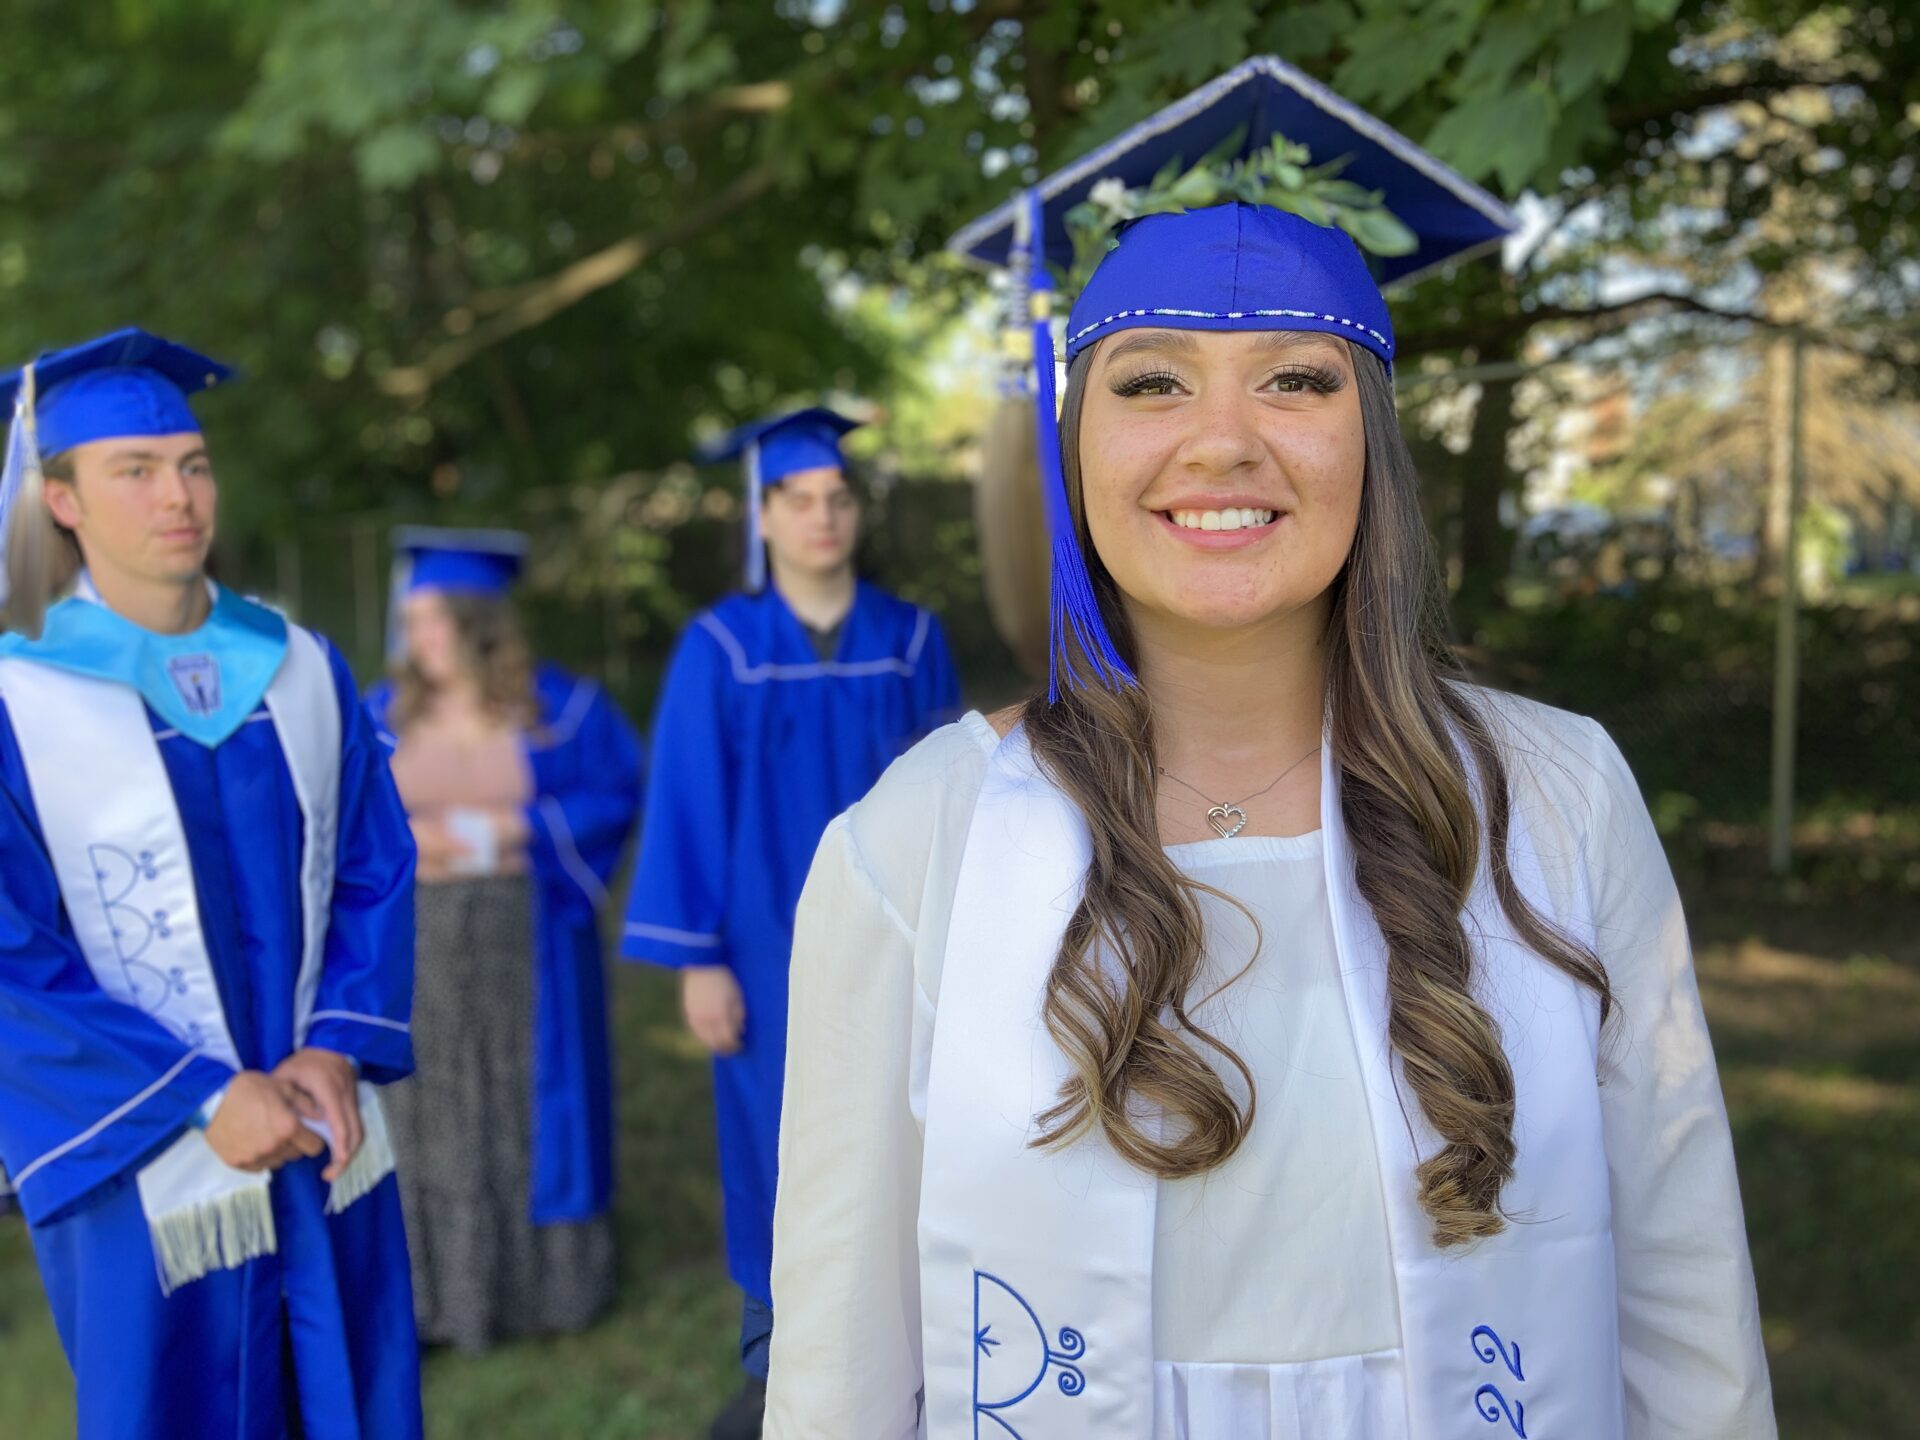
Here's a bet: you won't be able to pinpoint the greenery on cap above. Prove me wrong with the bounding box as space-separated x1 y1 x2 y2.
1063 133 1420 291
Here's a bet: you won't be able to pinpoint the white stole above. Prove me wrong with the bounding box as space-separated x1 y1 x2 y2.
919 726 1626 1438
0 624 394 1293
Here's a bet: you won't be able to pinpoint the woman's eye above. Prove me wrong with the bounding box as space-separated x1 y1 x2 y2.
1112 370 1186 398
1265 366 1341 395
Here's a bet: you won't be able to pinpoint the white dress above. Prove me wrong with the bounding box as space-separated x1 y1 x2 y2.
766 704 1774 1439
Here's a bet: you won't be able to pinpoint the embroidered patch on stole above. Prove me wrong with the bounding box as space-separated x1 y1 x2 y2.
165 652 221 717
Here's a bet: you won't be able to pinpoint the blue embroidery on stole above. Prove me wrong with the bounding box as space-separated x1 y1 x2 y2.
88 843 189 1025
1470 1322 1529 1436
973 1272 1086 1439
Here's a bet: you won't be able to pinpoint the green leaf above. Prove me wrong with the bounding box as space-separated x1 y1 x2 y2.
1340 205 1419 256
1268 189 1332 226
1333 10 1474 110
1252 0 1357 62
1168 168 1222 206
1450 6 1562 99
1424 85 1560 192
353 125 439 189
486 67 548 127
1553 5 1636 102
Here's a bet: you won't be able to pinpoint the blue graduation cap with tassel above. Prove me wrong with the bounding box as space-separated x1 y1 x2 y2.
949 55 1519 702
698 407 862 593
0 327 234 623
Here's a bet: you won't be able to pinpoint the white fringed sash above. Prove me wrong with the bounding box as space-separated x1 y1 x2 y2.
919 726 1627 1438
0 624 394 1292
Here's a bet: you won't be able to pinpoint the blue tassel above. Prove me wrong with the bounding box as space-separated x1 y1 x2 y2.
1024 188 1136 702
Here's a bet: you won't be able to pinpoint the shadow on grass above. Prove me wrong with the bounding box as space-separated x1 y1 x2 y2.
1691 887 1920 1434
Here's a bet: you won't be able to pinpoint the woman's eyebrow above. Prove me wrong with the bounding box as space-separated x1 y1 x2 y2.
1255 332 1347 361
1101 331 1200 367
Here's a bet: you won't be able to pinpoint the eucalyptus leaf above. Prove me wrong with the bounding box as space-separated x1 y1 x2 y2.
1341 206 1419 256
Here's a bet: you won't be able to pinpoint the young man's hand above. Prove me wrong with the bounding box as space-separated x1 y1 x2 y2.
203 1070 326 1172
272 1048 364 1182
682 965 746 1056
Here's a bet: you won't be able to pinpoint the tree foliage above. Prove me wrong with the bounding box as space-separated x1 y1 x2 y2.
1 0 1911 653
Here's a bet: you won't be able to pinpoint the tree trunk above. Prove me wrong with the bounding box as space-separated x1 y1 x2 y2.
1454 350 1520 629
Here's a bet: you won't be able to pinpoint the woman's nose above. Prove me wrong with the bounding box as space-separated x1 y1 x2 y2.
1172 390 1266 475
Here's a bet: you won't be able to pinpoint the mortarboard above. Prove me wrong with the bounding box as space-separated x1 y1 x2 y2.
393 525 530 598
698 407 862 592
949 54 1515 287
1 328 234 616
386 525 530 660
949 55 1520 700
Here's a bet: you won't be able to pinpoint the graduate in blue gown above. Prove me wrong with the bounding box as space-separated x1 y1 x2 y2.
366 528 642 1349
0 329 420 1440
622 407 960 1437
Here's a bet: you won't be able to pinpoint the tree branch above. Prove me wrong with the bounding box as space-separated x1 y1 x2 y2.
504 82 795 161
380 163 780 399
1603 65 1849 130
1398 290 1765 358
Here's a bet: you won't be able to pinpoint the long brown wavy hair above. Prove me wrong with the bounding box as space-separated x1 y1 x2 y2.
390 590 538 735
1022 340 1614 1248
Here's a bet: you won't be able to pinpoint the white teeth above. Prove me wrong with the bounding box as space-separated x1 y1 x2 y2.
1170 508 1275 531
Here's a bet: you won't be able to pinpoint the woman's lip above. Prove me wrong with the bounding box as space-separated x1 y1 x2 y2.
158 528 203 543
1154 510 1283 548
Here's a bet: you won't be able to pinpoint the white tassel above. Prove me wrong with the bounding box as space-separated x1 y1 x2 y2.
325 1083 395 1215
148 1177 278 1297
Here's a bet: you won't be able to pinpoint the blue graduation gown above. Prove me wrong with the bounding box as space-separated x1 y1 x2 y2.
621 582 960 1304
367 663 643 1223
0 640 421 1440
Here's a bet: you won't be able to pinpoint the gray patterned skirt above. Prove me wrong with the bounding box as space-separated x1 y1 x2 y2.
385 874 615 1353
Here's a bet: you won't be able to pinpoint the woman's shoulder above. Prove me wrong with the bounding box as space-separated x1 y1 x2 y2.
1457 682 1639 844
829 710 1001 927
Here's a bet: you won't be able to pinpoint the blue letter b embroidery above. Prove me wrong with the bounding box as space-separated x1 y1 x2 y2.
973 1271 1086 1438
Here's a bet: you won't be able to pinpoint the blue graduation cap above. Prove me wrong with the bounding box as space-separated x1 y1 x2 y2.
948 55 1515 288
386 525 530 660
392 526 530 597
1 327 234 614
698 407 862 592
948 56 1519 700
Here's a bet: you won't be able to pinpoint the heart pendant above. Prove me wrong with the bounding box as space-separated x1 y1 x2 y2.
1206 804 1248 840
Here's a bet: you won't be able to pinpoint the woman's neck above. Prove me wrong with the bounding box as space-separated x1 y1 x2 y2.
1131 600 1329 817
86 565 212 636
770 561 856 632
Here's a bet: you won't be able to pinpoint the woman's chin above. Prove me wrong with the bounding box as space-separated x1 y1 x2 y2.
1135 586 1329 636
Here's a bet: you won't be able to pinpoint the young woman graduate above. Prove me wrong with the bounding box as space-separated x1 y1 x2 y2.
365 527 643 1351
622 407 960 1438
0 328 421 1439
766 59 1775 1440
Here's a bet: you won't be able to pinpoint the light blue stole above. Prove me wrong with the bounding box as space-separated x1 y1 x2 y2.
0 575 288 746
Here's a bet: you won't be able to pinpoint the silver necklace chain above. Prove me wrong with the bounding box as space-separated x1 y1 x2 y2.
1156 743 1321 838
